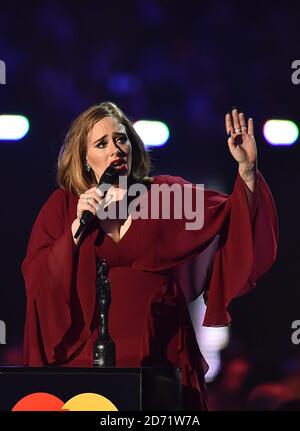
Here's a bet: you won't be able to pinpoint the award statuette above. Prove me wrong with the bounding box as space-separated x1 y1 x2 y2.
93 259 116 367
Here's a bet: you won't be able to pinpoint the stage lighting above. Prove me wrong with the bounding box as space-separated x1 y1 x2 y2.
133 120 169 147
263 119 298 145
0 115 29 140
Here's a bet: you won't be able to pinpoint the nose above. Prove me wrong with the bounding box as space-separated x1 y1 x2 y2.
110 146 122 157
110 141 126 158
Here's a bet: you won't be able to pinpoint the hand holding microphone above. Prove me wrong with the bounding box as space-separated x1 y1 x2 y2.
72 165 119 242
76 186 102 218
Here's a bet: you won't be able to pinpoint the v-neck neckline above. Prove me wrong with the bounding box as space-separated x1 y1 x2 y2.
104 215 134 246
97 180 150 247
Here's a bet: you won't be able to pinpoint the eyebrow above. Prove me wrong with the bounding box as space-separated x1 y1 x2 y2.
93 132 127 146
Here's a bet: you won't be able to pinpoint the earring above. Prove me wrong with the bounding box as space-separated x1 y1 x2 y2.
84 160 91 173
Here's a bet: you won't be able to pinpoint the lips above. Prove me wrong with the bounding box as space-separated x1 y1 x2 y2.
109 158 127 171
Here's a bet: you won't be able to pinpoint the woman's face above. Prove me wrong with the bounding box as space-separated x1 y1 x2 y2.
86 116 132 183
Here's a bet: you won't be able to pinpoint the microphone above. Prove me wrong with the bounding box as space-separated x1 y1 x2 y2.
74 165 119 239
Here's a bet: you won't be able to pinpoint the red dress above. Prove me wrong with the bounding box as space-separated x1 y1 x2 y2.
22 172 278 410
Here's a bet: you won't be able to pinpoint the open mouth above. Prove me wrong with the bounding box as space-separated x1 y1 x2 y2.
110 158 127 170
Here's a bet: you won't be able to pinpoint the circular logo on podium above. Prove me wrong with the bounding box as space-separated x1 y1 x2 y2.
12 392 118 411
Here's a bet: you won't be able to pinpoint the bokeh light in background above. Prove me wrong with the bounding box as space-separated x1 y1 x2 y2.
107 73 142 96
133 120 170 147
189 297 229 382
263 119 299 146
0 115 29 140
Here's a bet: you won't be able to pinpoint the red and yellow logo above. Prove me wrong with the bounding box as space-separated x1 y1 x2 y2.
12 392 118 411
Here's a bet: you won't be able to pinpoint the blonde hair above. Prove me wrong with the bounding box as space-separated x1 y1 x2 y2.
57 101 151 195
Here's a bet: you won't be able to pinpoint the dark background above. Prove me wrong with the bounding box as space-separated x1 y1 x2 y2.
0 0 299 380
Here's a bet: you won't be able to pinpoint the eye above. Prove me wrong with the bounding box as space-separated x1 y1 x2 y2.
95 141 107 148
115 136 127 145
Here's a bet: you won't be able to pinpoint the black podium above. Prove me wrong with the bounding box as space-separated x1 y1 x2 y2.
0 367 182 411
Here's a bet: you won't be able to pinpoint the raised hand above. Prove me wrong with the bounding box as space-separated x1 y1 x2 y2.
225 108 257 169
225 108 257 194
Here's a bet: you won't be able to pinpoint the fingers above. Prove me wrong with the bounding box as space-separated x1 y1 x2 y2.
77 187 101 219
225 113 234 136
232 109 241 133
226 108 253 135
85 187 102 202
81 189 101 207
226 109 242 135
78 202 97 217
248 117 254 135
239 112 248 133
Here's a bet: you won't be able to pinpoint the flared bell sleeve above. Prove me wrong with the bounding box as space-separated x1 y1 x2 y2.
132 171 278 326
22 189 97 365
201 171 278 326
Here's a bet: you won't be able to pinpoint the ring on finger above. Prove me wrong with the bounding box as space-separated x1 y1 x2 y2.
241 124 247 131
234 128 242 133
86 197 93 206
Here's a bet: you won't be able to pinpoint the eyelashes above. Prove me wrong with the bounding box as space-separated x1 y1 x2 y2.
115 136 128 145
95 136 128 148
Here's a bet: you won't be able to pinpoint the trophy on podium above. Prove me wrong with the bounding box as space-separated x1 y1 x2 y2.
93 259 116 367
